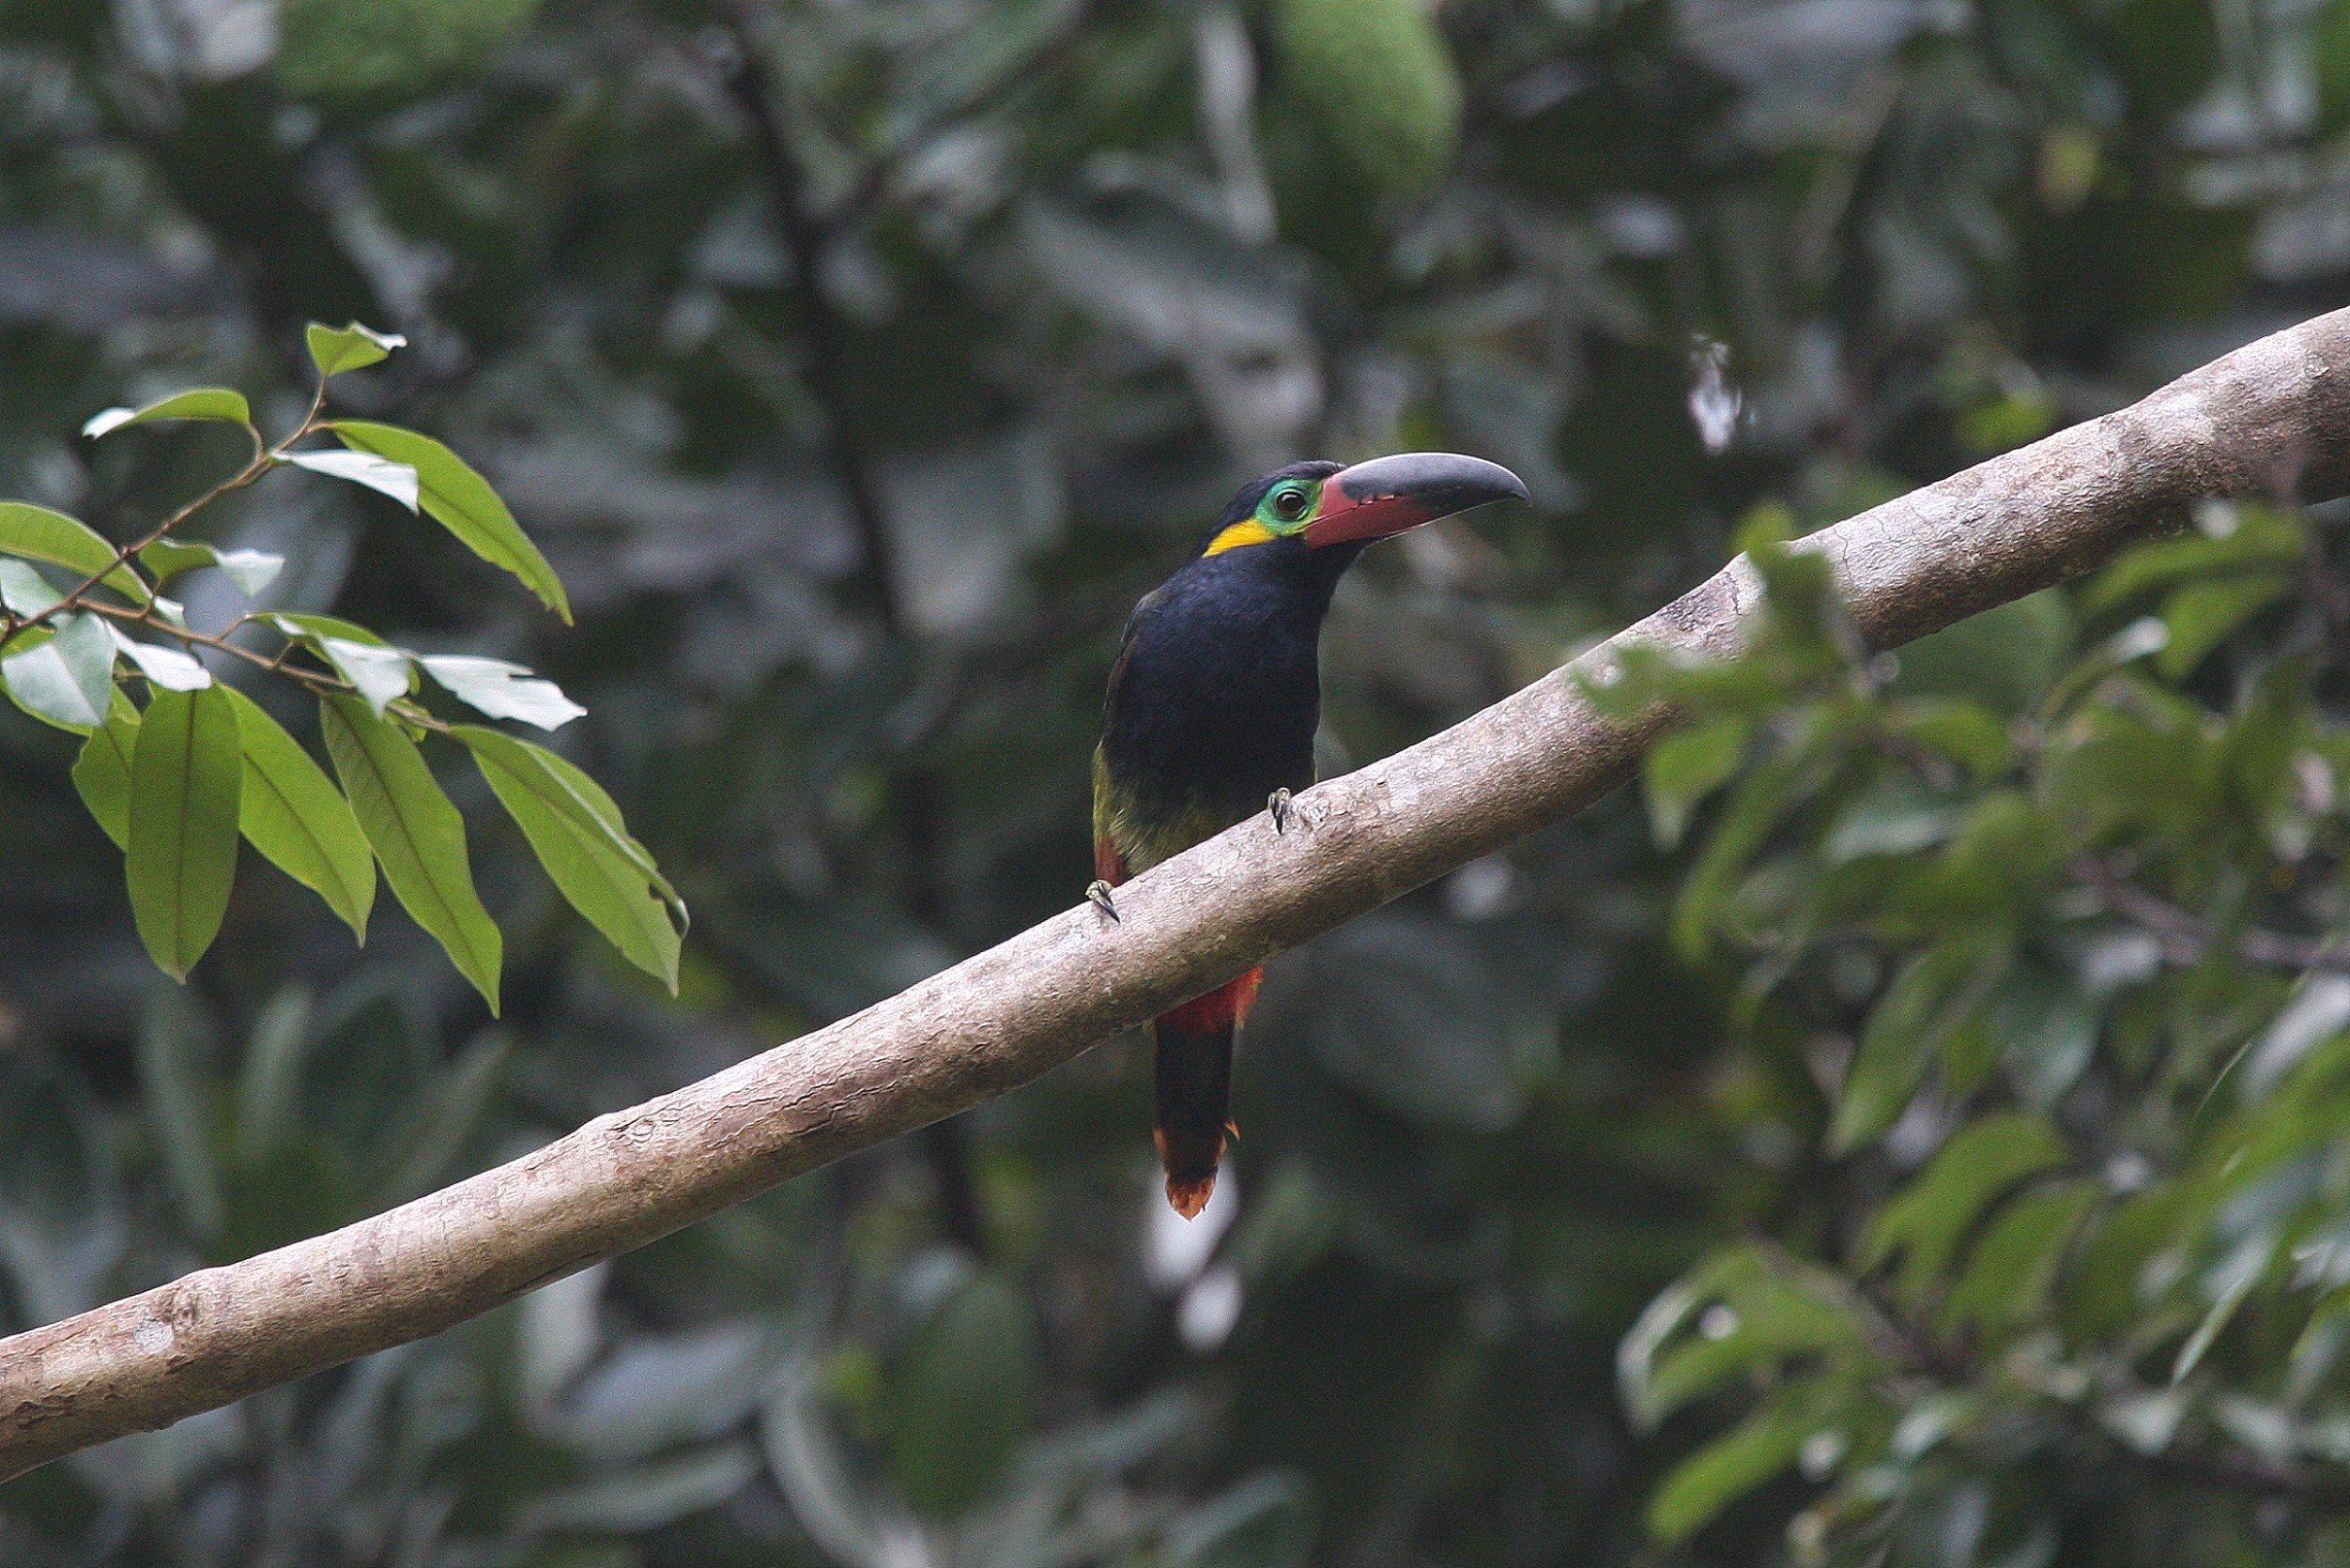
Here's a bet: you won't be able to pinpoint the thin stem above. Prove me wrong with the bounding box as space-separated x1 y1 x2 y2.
80 603 452 732
0 403 311 663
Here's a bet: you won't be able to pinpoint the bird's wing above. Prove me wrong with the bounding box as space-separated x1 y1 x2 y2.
1090 744 1131 887
1092 592 1162 888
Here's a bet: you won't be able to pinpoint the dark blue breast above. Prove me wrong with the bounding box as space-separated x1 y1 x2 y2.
1100 537 1351 822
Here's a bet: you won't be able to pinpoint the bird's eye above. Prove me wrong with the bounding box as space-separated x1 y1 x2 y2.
1271 486 1309 521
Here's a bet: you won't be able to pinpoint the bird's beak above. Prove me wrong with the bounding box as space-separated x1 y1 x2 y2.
1303 453 1528 549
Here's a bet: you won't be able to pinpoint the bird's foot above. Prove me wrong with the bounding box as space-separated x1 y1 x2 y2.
1268 787 1293 834
1086 880 1121 921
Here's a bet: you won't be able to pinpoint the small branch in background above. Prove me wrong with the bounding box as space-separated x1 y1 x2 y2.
2071 857 2350 975
2128 1441 2350 1505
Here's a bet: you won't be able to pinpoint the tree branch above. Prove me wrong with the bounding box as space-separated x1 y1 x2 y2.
6 310 2350 1480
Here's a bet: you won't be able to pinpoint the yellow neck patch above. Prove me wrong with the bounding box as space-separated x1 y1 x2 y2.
1204 519 1278 557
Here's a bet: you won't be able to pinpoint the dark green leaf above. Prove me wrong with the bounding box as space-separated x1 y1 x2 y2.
1647 1380 1840 1545
454 726 681 991
137 989 223 1238
1645 715 1752 850
126 685 243 980
234 988 313 1166
519 1445 758 1534
1168 1473 1315 1568
71 694 142 850
376 1029 507 1202
2157 575 2288 679
321 695 502 1011
223 687 375 941
1891 590 2073 715
889 1271 1033 1519
332 421 571 622
1941 1178 2097 1332
1832 935 2014 1153
1860 1111 2068 1305
1620 1245 1873 1429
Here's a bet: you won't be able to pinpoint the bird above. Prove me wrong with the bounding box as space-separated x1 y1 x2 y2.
1090 453 1529 1217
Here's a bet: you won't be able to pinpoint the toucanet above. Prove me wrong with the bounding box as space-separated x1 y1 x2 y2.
1090 453 1528 1217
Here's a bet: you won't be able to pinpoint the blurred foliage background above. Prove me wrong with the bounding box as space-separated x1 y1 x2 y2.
6 0 2350 1561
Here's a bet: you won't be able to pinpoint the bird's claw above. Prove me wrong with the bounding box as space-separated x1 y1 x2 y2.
1086 880 1120 921
1268 787 1293 835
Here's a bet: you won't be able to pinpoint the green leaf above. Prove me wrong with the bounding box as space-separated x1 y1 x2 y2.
3 612 117 730
0 501 148 603
1888 697 2013 779
1831 935 2013 1153
138 989 223 1239
332 421 571 622
1647 1380 1838 1545
520 1445 760 1535
1644 715 1752 850
1941 1177 2097 1333
1641 1268 1867 1428
2175 1237 2275 1385
72 695 143 850
1167 1473 1315 1568
126 685 243 980
1274 0 1462 197
268 611 393 647
322 695 502 1012
422 654 585 730
888 1272 1033 1519
234 988 314 1166
2157 574 2288 679
1891 591 2073 715
376 1029 508 1203
223 687 375 941
306 320 407 378
455 726 682 991
1859 1111 2068 1306
82 387 253 439
323 640 413 715
2081 505 2304 618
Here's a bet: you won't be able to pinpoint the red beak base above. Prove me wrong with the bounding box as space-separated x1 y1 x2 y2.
1302 453 1529 549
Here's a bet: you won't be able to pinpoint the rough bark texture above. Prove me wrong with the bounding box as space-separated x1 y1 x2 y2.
7 309 2350 1480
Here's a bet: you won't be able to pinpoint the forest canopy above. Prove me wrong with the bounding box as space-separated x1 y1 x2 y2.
5 0 2350 1563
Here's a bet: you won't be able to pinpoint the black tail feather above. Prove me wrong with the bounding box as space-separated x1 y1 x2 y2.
1153 1022 1233 1219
